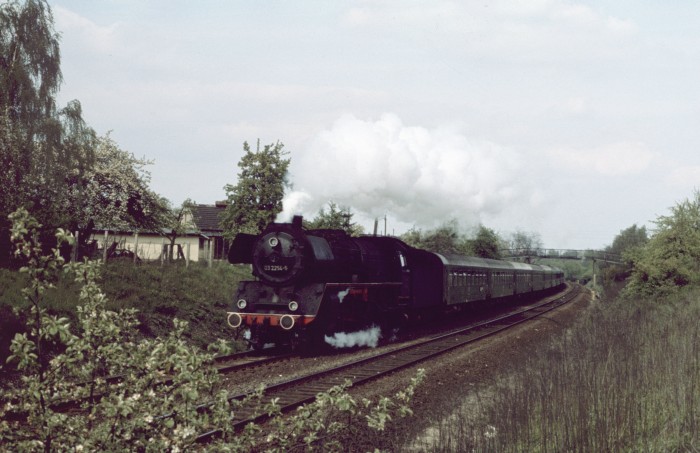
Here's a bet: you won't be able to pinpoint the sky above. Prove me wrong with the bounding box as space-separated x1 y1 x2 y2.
50 0 700 250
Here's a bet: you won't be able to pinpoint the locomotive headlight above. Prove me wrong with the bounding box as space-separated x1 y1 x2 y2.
237 299 247 310
288 301 299 312
268 237 279 248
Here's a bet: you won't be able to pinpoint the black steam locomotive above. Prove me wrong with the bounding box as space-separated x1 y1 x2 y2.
227 216 564 349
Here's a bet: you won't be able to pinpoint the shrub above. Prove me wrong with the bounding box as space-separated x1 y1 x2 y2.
624 191 700 298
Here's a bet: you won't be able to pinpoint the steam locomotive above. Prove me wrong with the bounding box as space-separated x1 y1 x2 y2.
227 216 564 349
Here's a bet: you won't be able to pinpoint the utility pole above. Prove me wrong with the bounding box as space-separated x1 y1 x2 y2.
592 258 597 288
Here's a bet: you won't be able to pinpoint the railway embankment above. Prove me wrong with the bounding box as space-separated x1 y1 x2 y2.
0 259 253 369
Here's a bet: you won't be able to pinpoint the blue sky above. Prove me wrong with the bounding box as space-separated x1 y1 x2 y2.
52 0 700 249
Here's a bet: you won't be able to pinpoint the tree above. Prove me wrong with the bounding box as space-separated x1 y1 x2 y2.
304 201 364 236
1 0 61 133
63 134 168 257
221 140 290 239
607 224 648 258
469 225 503 259
401 220 471 255
624 191 700 297
1 0 96 263
161 198 197 262
508 230 543 254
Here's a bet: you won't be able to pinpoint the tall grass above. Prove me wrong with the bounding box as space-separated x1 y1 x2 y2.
0 260 252 363
415 290 700 452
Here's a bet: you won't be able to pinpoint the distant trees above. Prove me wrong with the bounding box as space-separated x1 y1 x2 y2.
1 0 169 265
402 220 469 255
401 221 503 259
607 224 648 259
507 230 543 254
221 140 290 239
304 202 364 236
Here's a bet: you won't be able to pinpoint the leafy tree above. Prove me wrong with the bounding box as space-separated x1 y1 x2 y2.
72 134 166 232
221 140 290 239
0 0 61 133
161 198 197 262
508 230 543 254
607 224 648 259
469 225 503 259
304 201 364 236
1 0 96 263
624 191 700 297
62 134 168 257
402 220 471 255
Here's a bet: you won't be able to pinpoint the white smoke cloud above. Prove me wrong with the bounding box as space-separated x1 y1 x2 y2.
324 325 382 349
281 113 531 231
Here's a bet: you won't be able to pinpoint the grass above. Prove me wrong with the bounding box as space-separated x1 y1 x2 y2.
0 259 253 365
412 287 700 452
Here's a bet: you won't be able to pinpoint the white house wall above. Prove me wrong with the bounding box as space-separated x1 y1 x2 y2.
91 233 203 262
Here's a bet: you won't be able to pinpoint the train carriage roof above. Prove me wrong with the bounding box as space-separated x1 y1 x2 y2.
510 262 536 270
436 254 517 270
431 254 563 274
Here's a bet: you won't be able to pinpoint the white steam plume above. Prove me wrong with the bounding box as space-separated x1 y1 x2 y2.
281 113 531 231
324 325 382 349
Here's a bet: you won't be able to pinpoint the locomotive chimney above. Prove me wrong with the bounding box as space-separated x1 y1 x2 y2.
292 215 303 229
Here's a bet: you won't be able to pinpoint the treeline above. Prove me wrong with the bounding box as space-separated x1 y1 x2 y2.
401 221 541 259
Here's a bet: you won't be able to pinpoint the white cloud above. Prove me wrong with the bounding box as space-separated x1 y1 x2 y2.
666 166 700 188
548 142 654 176
54 6 120 54
281 113 534 229
341 0 636 61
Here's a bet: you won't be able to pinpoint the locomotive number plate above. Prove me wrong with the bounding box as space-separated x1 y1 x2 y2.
264 265 289 272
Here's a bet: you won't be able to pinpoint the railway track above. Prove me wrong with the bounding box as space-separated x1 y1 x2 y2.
214 348 293 373
196 283 583 443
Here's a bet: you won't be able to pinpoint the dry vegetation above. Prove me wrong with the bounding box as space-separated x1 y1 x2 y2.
413 289 699 452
